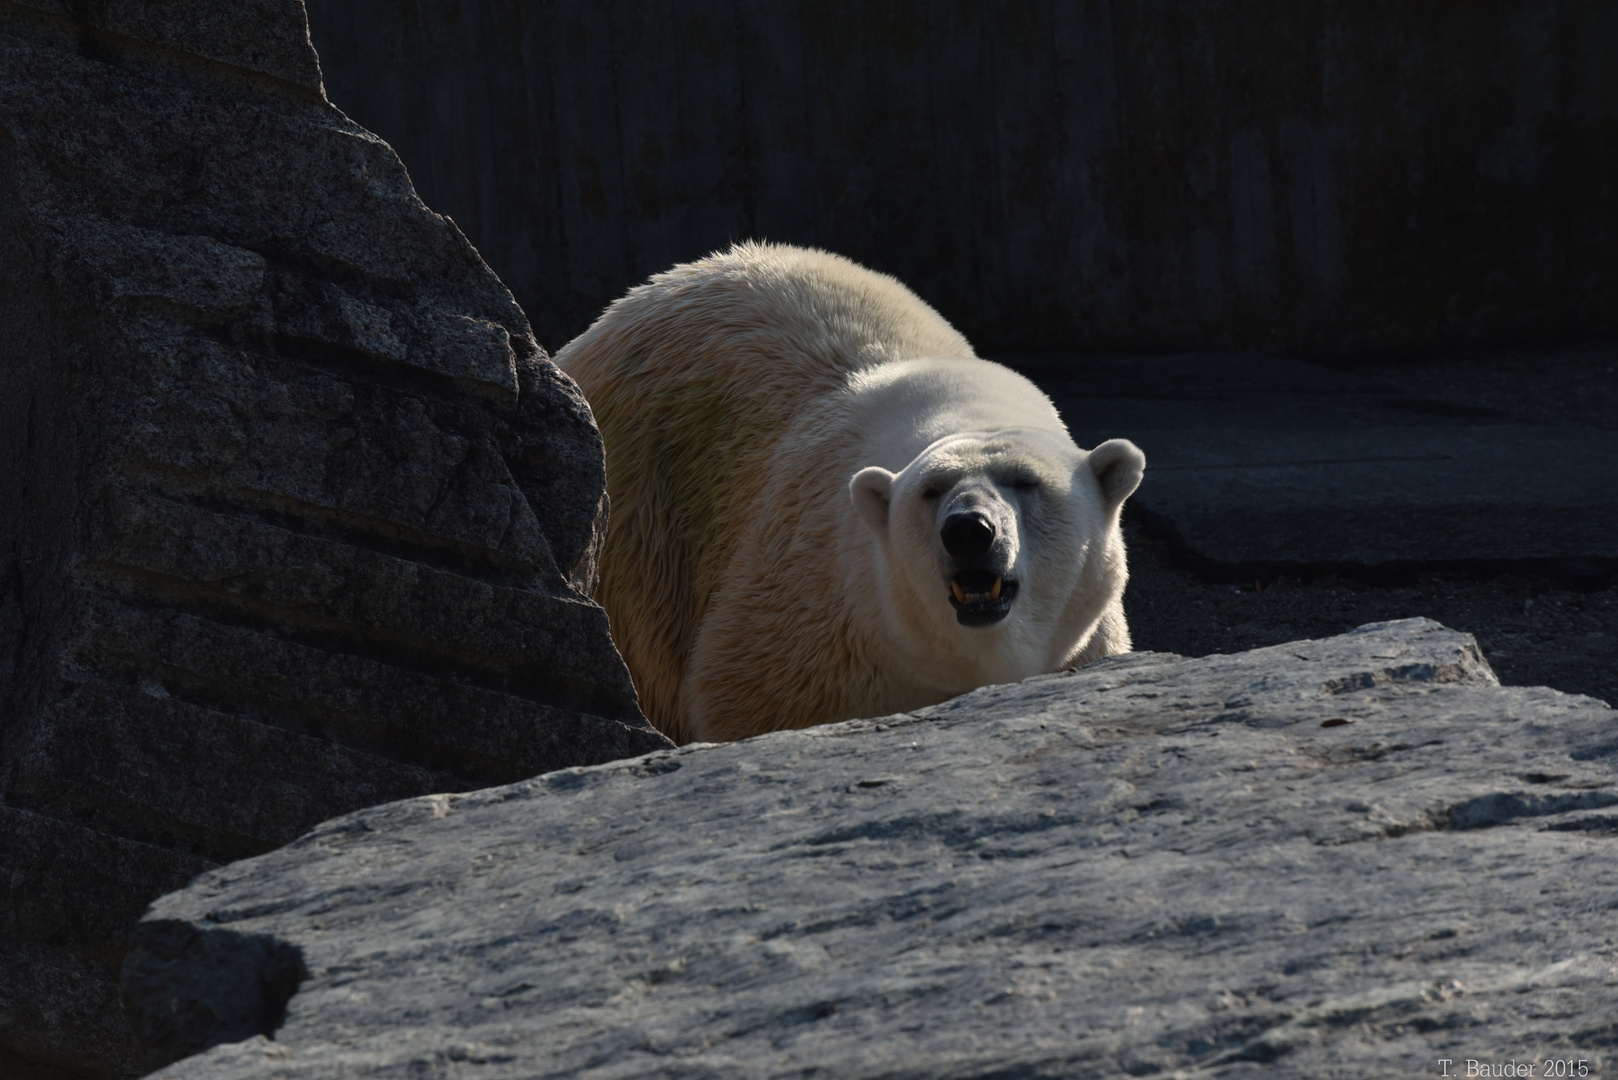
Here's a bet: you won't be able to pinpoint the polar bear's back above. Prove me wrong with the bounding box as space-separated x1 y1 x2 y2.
556 242 974 741
562 242 974 386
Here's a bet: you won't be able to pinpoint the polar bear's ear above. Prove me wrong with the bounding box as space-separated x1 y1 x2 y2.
1087 439 1145 511
850 466 896 539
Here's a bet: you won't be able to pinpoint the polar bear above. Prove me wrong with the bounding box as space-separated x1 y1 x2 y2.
556 242 1143 744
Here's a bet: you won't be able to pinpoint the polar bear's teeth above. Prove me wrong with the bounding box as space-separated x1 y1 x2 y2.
952 576 1008 605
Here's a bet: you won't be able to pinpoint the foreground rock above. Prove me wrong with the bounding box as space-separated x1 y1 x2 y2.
0 3 666 1074
127 619 1617 1077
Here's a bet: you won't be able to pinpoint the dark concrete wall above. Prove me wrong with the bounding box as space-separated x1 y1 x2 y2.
306 0 1617 355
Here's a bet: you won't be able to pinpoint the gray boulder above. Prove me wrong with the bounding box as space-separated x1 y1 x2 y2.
0 3 667 1075
126 619 1617 1077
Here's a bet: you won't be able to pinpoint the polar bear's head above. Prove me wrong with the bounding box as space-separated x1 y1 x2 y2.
849 428 1144 669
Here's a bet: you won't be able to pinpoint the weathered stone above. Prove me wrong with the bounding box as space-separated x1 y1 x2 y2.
20 0 325 91
0 4 668 1076
126 620 1618 1077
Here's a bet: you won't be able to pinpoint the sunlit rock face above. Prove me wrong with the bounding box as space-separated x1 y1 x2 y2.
128 620 1615 1078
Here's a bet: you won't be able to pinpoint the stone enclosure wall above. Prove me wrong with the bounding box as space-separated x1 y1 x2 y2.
0 3 667 1076
306 0 1617 355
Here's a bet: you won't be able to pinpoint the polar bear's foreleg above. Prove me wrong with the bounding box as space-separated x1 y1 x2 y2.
1064 597 1132 669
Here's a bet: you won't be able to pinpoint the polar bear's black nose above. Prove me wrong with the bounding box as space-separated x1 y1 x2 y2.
941 511 995 558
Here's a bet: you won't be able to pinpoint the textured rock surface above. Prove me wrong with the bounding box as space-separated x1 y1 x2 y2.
0 3 667 1076
304 0 1618 354
128 620 1618 1077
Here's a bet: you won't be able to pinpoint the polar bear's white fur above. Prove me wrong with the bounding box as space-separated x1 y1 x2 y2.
557 242 1144 743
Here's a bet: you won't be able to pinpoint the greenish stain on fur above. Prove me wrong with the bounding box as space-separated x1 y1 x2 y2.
643 374 754 576
597 369 777 600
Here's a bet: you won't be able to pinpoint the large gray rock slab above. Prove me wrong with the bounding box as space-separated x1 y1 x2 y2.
304 1 1617 354
1009 353 1618 574
126 619 1618 1077
0 4 667 1076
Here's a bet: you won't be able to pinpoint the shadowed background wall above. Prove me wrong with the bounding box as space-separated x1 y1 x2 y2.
305 0 1616 355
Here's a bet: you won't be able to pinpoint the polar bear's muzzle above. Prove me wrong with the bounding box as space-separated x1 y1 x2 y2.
941 510 1017 626
949 569 1018 626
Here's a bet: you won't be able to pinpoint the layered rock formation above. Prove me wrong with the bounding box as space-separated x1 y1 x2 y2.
0 4 667 1076
126 619 1618 1077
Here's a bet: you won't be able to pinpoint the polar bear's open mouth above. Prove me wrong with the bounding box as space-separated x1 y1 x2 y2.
949 570 1018 627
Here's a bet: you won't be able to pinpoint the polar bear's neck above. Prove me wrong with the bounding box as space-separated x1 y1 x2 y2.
844 357 1069 469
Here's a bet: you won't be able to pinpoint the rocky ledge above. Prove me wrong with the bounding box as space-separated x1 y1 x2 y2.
126 618 1617 1077
1 2 669 1071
